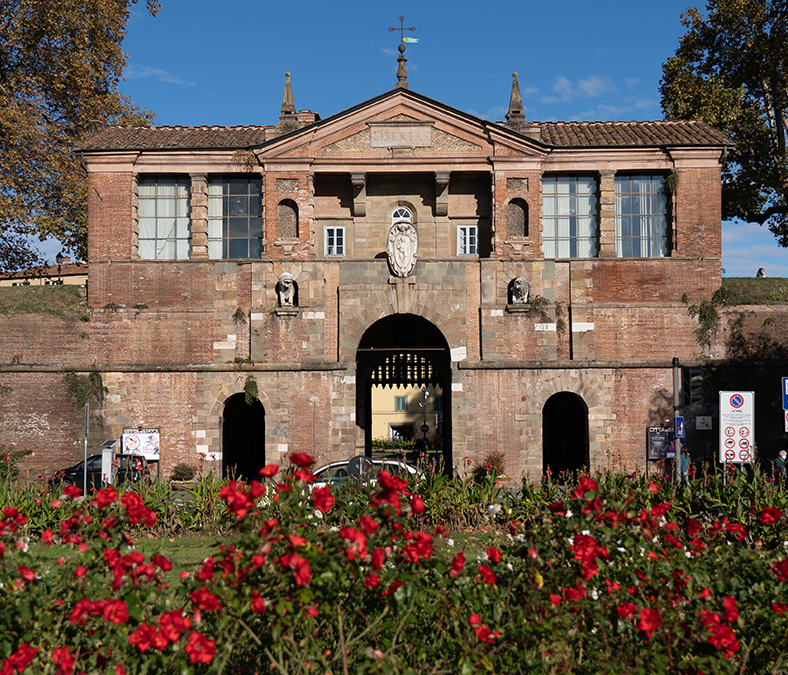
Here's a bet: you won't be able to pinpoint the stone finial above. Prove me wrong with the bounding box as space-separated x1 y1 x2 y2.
396 44 409 89
278 72 298 131
505 72 528 133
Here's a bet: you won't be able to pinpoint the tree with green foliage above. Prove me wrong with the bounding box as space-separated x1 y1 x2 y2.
660 1 788 245
0 0 160 272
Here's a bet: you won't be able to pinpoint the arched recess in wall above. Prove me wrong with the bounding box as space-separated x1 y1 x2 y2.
277 199 299 239
507 198 528 237
356 314 453 476
542 392 589 478
222 393 265 482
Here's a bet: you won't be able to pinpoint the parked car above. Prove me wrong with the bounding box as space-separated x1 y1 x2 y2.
311 457 420 489
50 454 150 490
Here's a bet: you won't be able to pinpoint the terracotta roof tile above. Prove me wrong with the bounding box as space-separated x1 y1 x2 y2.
535 120 730 147
80 125 275 151
80 118 730 152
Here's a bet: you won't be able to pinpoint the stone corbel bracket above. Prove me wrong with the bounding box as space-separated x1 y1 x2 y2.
504 236 530 254
434 171 450 217
274 308 299 319
274 240 299 255
351 172 366 217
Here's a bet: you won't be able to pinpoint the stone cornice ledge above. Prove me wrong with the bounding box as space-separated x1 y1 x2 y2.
0 363 347 373
458 358 788 370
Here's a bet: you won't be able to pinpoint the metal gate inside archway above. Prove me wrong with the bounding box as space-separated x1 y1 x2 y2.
356 314 453 475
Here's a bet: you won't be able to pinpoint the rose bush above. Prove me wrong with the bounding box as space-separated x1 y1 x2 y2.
1 458 788 673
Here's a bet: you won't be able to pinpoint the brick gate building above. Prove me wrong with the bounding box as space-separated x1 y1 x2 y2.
0 66 730 481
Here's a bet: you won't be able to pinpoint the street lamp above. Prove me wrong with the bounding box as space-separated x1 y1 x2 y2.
419 386 429 444
55 252 64 285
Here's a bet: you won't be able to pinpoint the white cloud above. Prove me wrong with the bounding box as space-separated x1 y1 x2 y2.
625 78 640 89
380 48 397 56
125 65 195 86
577 76 616 98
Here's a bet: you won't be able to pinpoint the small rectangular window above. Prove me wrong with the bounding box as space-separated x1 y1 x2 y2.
433 395 443 412
325 226 345 256
138 176 191 260
457 225 478 256
395 396 407 412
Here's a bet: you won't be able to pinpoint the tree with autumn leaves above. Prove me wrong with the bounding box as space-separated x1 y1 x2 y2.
0 0 160 272
661 0 788 246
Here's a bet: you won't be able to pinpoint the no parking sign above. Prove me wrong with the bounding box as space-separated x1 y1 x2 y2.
719 391 754 463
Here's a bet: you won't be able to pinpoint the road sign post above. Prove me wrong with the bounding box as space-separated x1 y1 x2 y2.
783 377 788 410
676 416 685 439
719 391 755 464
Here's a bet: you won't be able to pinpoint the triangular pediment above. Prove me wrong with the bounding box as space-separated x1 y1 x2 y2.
254 88 546 164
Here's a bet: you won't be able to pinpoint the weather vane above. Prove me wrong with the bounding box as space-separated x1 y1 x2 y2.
388 15 417 89
388 15 416 45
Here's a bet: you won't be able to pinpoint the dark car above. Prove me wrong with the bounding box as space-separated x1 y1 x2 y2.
51 454 150 490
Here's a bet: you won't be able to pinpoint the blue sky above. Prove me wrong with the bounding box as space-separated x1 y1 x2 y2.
54 0 788 276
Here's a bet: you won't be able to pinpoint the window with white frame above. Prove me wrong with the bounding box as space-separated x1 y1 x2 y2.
457 224 478 256
541 176 598 258
392 207 412 223
324 226 345 256
137 177 191 259
614 175 668 257
207 177 264 259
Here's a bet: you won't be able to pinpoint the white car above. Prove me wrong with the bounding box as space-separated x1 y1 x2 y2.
311 457 420 490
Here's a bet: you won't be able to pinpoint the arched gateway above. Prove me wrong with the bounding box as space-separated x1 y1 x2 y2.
542 392 589 478
356 315 453 474
222 393 265 482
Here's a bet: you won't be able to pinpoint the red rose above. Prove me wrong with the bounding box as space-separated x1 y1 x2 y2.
637 607 662 637
259 464 279 477
129 623 156 652
771 558 788 581
760 506 782 525
477 564 497 585
103 599 129 625
289 453 314 468
251 591 266 613
359 515 380 534
312 486 334 513
6 643 38 672
184 631 216 665
190 587 222 611
723 596 739 623
160 610 191 641
52 646 75 675
450 549 466 578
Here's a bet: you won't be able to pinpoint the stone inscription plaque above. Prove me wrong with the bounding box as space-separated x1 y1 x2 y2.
370 123 432 148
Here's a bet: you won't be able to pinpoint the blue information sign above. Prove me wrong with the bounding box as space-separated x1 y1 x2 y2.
676 416 685 439
783 377 788 411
